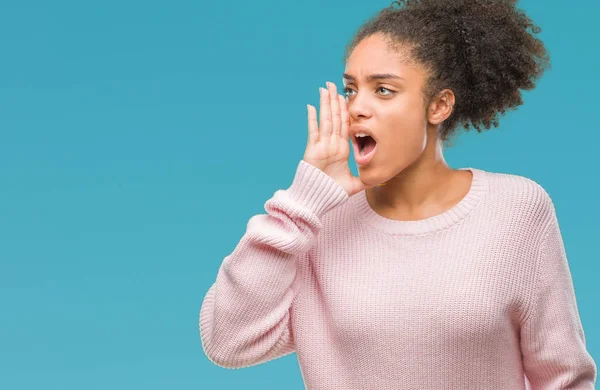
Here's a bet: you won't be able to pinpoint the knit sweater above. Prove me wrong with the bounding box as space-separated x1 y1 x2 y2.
199 159 597 389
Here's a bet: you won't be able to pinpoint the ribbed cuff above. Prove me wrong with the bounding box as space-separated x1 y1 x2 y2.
286 160 349 218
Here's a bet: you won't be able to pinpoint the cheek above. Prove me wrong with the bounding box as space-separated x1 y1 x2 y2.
387 94 425 126
390 101 426 133
383 107 427 154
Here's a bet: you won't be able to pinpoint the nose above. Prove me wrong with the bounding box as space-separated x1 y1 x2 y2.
347 93 372 121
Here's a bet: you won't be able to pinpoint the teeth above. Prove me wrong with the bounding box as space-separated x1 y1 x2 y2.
355 132 370 137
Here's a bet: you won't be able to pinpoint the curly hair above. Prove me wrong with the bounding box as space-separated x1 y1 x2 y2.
343 0 551 144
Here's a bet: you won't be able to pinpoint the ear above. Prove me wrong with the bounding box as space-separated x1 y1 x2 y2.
427 89 455 125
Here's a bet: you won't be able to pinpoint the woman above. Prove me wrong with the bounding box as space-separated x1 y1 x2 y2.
199 0 597 388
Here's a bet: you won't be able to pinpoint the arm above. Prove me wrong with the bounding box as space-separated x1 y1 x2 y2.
520 199 597 389
199 160 348 369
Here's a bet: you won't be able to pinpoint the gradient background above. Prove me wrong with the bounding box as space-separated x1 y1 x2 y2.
1 0 598 389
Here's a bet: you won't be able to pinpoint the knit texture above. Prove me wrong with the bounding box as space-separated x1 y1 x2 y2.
199 160 597 389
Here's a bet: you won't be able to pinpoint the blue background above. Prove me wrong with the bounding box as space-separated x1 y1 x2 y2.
1 0 598 389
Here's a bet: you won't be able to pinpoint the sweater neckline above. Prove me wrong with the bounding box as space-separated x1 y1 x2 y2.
353 167 488 236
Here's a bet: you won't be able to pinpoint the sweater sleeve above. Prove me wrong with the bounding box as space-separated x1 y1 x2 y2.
520 200 597 389
199 160 348 369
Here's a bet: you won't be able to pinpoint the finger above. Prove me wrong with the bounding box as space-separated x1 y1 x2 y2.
327 82 341 139
307 104 319 144
338 94 349 141
319 87 332 138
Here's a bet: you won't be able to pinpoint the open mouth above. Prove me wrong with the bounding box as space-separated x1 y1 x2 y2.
356 135 377 156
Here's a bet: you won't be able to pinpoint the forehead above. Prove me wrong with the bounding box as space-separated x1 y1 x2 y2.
345 34 422 81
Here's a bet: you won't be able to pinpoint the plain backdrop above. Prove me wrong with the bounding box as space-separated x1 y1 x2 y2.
0 0 598 389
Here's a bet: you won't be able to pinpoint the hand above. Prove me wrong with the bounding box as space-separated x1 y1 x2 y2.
303 81 376 197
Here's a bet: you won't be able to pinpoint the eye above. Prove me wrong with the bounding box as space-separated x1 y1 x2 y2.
376 86 393 95
342 86 355 97
342 86 394 97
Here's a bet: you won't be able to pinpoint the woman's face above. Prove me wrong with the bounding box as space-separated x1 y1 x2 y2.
343 33 433 185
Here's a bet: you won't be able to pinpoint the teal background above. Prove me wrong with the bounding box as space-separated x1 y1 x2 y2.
1 0 598 389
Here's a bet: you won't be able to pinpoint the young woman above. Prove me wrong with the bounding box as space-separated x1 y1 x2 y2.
199 0 597 388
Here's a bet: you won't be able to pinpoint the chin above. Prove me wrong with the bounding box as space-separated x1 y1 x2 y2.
357 169 386 186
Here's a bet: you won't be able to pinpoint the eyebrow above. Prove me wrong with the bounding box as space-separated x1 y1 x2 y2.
342 73 405 82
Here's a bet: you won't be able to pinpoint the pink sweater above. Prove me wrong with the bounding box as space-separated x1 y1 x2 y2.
199 160 597 389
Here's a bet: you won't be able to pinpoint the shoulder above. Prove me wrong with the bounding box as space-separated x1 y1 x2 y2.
483 169 556 228
485 169 550 197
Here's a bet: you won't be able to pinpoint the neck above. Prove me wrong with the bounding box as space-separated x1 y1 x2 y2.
365 136 467 221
